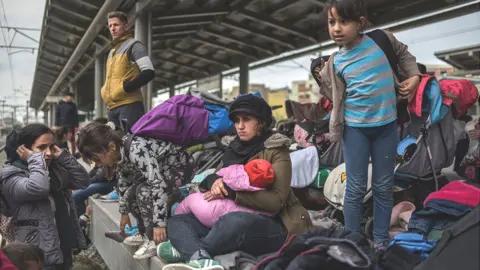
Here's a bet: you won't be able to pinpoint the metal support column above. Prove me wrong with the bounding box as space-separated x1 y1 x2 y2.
26 101 30 124
239 60 249 94
42 110 47 125
49 103 56 127
146 11 153 111
135 5 150 109
48 105 51 126
101 59 108 118
218 73 223 99
169 86 175 98
70 84 78 104
94 46 104 118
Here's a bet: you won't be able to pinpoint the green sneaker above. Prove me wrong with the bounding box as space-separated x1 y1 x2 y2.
157 241 183 263
162 259 224 270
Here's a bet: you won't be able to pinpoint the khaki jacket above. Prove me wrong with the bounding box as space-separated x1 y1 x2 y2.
317 30 421 142
101 36 144 109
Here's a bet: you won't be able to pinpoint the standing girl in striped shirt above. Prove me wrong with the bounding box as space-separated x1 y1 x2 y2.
314 0 421 250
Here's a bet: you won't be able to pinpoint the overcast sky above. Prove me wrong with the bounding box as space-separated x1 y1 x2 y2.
1 0 480 118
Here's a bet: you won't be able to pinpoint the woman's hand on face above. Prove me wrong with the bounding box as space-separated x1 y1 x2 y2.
153 227 167 244
119 214 132 235
16 145 33 161
399 75 421 101
53 145 63 159
211 178 228 197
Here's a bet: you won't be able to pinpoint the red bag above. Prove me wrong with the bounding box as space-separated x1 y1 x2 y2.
319 96 333 113
439 79 479 117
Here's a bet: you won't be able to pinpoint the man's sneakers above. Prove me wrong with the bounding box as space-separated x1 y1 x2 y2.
100 190 119 202
162 259 224 270
157 241 183 263
123 232 147 246
133 240 157 260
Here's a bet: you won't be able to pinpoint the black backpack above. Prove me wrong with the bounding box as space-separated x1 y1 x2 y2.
413 204 480 270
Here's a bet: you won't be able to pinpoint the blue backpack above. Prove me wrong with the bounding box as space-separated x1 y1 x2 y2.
205 104 232 135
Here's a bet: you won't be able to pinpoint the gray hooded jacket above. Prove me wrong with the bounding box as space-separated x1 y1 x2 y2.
1 151 89 265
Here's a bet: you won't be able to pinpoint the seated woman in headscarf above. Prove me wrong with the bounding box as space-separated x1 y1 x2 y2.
158 94 313 269
1 124 89 269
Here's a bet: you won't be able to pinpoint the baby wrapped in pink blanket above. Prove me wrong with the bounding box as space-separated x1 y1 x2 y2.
175 159 275 228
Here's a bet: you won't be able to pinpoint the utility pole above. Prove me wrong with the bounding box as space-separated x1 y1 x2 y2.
0 26 40 55
1 104 27 127
0 100 5 120
25 101 29 124
13 106 17 124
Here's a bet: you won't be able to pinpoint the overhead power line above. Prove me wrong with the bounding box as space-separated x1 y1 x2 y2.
0 1 16 95
0 1 39 105
0 26 41 31
0 45 37 51
409 25 480 44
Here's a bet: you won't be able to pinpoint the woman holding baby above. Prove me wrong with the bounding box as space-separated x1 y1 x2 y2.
159 94 313 270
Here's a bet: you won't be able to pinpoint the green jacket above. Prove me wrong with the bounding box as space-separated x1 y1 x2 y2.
222 133 313 237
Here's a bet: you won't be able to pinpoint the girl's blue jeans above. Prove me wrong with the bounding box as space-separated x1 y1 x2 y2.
342 120 397 243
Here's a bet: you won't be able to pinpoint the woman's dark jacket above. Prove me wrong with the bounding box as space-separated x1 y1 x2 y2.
1 151 89 265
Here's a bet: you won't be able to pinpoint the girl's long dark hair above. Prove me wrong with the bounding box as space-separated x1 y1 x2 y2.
4 124 53 163
76 122 123 164
325 0 367 24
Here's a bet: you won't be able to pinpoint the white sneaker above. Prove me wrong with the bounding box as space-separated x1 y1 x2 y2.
123 232 146 246
133 240 157 260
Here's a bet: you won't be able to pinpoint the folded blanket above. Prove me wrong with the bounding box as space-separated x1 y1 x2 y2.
388 233 436 260
424 180 480 207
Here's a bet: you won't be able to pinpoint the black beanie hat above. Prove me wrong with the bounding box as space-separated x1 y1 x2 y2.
229 94 273 126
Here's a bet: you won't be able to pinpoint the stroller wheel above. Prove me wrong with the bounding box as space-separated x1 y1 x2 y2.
364 217 374 240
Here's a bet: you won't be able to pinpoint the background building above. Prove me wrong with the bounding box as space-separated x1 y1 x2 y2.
227 84 290 120
289 74 320 104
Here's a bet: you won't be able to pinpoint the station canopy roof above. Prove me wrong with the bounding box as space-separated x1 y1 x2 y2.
30 0 480 110
435 43 480 71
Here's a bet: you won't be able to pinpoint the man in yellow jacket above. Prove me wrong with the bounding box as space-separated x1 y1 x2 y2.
102 11 154 132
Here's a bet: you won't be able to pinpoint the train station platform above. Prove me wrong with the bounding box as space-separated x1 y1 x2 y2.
89 197 166 270
0 146 465 270
77 156 166 269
